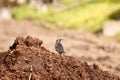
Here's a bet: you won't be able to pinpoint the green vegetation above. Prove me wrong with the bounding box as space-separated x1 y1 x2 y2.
12 5 50 20
11 0 120 32
0 0 3 5
108 9 120 20
112 33 120 42
62 0 89 5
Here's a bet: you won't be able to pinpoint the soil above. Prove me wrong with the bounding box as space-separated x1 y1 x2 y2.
0 36 119 80
0 20 120 78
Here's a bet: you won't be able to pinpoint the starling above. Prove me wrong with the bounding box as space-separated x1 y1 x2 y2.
55 39 65 54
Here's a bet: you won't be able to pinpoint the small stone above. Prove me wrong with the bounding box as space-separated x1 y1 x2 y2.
0 7 12 21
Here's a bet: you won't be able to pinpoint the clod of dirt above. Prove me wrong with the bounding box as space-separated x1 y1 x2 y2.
0 36 119 80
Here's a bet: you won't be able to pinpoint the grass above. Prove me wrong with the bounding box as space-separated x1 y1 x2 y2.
11 0 120 32
62 0 89 5
12 5 51 20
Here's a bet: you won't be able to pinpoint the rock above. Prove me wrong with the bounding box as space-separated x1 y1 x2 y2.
17 0 26 5
28 0 43 7
39 4 48 13
0 7 12 21
103 21 120 36
28 0 48 13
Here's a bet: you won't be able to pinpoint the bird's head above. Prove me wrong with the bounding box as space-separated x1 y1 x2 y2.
56 39 62 43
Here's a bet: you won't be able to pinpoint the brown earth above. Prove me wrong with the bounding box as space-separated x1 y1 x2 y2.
0 36 119 80
0 20 120 77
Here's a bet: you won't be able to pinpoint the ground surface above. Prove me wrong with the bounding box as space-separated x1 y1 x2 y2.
0 36 119 79
0 20 120 77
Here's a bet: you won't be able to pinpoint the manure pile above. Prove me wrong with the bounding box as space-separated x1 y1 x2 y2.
0 36 119 80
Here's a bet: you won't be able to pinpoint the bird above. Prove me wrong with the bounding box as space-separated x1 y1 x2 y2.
55 39 65 55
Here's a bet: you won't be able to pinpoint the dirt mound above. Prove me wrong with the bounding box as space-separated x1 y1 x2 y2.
0 36 119 80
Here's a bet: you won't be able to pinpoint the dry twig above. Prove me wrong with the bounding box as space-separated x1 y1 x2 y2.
28 65 33 80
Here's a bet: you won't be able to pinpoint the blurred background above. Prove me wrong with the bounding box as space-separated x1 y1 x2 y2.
0 0 120 76
1 0 120 36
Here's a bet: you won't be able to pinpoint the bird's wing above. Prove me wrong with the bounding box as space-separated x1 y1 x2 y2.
59 43 65 53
